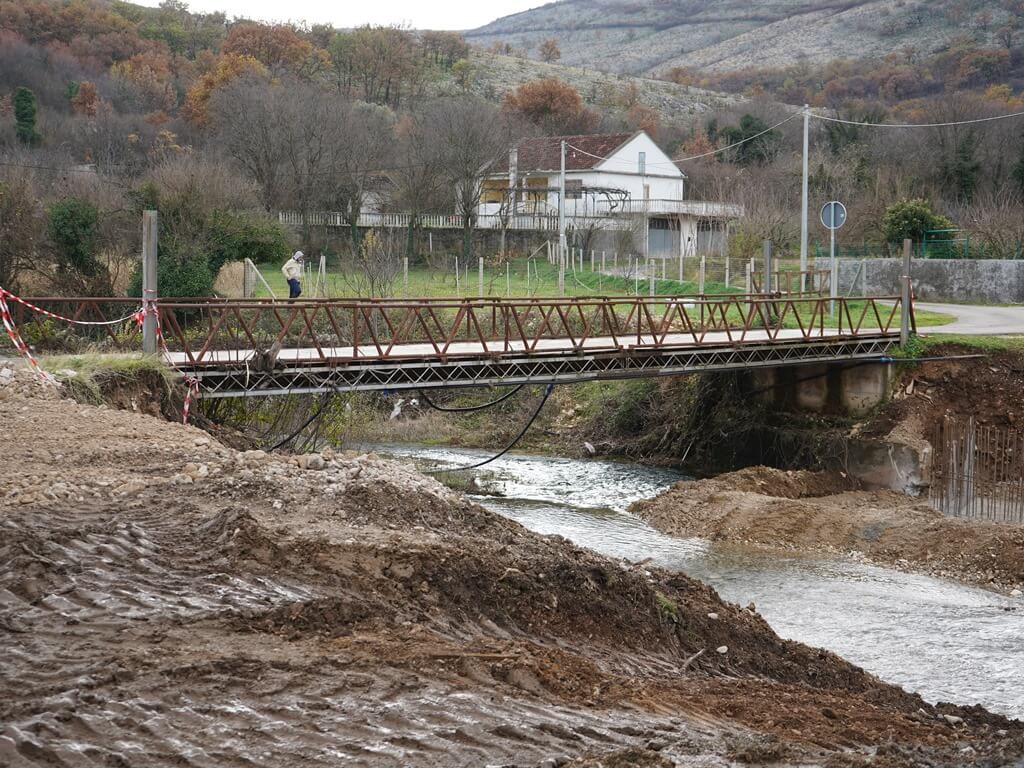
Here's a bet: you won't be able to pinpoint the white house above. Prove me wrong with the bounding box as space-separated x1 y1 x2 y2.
479 131 741 256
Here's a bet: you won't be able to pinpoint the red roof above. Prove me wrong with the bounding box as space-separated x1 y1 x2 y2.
492 132 636 174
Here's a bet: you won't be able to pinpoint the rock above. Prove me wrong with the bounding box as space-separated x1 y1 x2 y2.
1010 589 1022 597
707 612 718 619
193 437 210 446
716 645 728 654
583 441 596 455
271 499 283 510
942 714 964 726
298 453 326 471
241 450 267 462
170 473 193 485
115 480 147 496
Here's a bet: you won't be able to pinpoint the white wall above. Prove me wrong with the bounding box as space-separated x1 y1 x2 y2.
479 132 686 217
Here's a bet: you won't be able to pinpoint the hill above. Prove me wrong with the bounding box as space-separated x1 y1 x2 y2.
467 0 1020 76
450 50 737 121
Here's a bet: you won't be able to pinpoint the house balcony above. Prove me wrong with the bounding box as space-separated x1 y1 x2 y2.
613 199 744 218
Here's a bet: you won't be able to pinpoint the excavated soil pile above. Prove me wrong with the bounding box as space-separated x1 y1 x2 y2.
1 364 1023 767
633 466 1024 592
861 347 1024 441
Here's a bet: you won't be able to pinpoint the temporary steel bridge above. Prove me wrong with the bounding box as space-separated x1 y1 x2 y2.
11 293 913 398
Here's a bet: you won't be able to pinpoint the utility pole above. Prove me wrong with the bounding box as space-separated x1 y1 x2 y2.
558 140 566 296
901 238 912 347
142 210 158 354
800 104 810 293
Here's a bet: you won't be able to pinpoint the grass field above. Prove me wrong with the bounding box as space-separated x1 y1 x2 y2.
248 257 954 328
251 258 735 300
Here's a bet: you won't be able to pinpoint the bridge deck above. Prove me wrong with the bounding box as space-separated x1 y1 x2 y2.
7 293 909 398
174 327 900 398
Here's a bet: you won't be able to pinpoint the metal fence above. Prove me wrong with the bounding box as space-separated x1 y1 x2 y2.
929 416 1024 524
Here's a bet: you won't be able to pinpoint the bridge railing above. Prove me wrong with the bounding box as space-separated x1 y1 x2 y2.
6 293 909 366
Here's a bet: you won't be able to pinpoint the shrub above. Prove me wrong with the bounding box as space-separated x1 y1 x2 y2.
128 252 214 298
881 199 954 245
207 212 290 273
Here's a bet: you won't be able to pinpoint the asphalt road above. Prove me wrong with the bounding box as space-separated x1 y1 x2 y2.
916 302 1024 336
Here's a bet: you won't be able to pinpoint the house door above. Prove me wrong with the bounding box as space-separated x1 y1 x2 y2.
647 217 673 256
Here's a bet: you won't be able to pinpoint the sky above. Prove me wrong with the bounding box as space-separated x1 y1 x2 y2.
134 0 544 31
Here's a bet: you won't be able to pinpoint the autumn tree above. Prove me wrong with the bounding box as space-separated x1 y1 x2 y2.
503 78 597 134
222 22 327 79
183 53 268 125
109 53 178 113
421 31 470 69
70 81 100 116
538 38 561 63
329 26 421 107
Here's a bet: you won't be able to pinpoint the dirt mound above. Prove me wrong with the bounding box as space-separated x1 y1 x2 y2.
675 465 858 499
862 346 1024 441
634 466 1024 592
2 366 1022 767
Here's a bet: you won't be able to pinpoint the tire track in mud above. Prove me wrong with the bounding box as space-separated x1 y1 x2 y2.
0 494 735 767
1 370 1022 768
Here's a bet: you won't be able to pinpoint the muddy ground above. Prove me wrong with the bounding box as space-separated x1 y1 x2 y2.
2 365 1024 767
632 466 1024 594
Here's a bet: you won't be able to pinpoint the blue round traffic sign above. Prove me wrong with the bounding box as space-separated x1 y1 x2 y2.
820 201 847 230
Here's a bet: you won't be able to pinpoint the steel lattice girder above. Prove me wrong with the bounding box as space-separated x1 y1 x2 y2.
188 336 900 398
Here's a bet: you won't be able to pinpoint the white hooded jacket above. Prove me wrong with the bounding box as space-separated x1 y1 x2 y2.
282 254 303 281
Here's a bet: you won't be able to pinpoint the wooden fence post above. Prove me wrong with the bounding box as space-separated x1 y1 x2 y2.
142 210 158 354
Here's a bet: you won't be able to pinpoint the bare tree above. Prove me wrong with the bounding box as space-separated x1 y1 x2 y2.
342 228 400 297
389 112 448 259
331 102 396 255
420 96 517 260
212 78 351 244
0 161 42 290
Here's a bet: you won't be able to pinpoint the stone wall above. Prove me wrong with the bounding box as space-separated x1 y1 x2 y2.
833 258 1024 303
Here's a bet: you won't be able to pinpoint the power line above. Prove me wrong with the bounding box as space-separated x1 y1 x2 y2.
674 111 802 162
810 108 1024 129
565 111 801 167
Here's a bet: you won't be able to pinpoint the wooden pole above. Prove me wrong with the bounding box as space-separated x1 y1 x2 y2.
142 210 158 354
478 256 484 297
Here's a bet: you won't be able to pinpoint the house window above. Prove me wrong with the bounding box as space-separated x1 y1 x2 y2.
481 179 508 205
638 151 646 175
526 176 548 206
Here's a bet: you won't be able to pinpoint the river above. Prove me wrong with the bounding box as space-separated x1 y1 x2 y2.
370 443 1024 720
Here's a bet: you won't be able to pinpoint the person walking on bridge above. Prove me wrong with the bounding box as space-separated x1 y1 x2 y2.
282 251 305 301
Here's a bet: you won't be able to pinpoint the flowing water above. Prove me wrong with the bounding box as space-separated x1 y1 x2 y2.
370 443 1024 720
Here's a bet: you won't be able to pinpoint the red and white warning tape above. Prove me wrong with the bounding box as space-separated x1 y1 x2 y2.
136 289 201 424
0 288 140 326
0 285 201 423
0 288 54 384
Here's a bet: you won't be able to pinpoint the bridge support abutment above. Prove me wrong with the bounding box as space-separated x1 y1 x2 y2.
749 361 892 418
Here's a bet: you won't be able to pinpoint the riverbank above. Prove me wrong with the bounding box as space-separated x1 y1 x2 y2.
631 466 1024 595
3 364 1023 766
